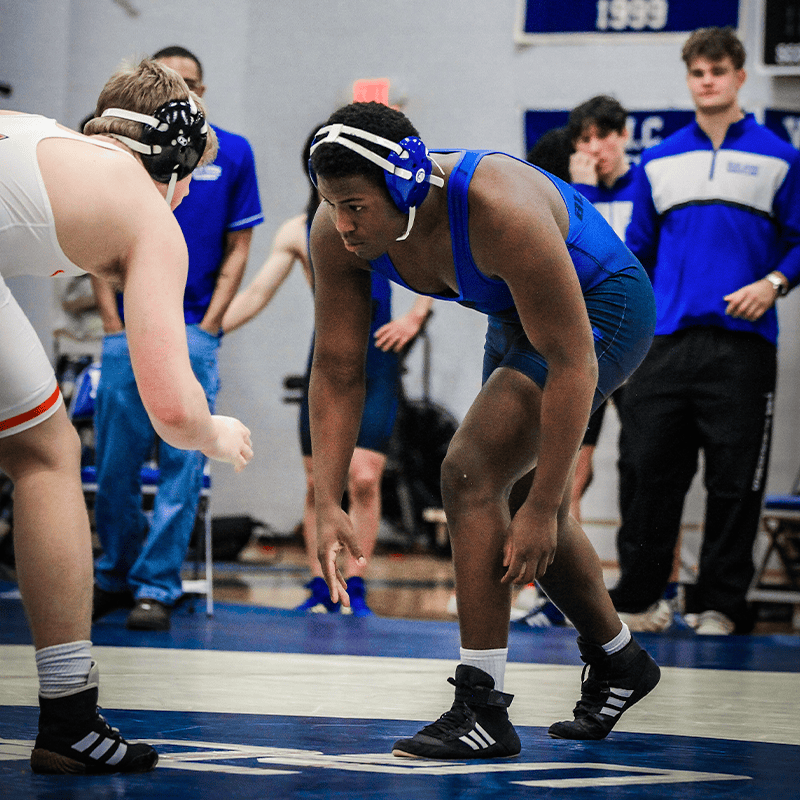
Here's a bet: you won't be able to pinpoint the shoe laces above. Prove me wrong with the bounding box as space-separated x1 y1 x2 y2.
94 707 122 739
572 664 610 717
418 699 473 739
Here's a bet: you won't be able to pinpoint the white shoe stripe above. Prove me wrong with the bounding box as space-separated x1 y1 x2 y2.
72 732 100 753
106 741 127 766
606 696 626 708
90 737 115 760
473 722 496 746
459 734 480 750
611 687 633 698
601 706 622 717
466 730 490 748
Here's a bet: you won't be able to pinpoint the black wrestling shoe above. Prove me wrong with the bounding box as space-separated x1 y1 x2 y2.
31 663 158 774
548 636 660 740
126 598 171 631
392 664 521 759
92 585 134 621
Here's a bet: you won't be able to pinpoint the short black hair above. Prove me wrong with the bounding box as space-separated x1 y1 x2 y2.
682 26 746 70
152 45 203 80
567 95 628 144
526 126 573 183
303 124 324 224
309 101 420 189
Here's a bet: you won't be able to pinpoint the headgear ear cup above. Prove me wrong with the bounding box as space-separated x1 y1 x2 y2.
100 99 208 183
385 137 434 213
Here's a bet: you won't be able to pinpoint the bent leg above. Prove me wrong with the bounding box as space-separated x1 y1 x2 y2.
345 446 386 576
0 406 92 648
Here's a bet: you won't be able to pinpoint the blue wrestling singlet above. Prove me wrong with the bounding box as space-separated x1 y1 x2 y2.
369 150 656 410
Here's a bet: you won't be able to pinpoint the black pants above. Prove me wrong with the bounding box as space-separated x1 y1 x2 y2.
608 328 776 632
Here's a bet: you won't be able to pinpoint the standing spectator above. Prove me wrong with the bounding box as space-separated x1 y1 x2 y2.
566 96 637 524
92 45 263 631
609 27 800 635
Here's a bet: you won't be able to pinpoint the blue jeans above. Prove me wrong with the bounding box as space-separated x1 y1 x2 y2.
93 325 220 605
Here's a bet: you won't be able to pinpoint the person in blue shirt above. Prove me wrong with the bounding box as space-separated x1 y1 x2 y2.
91 46 263 632
609 27 800 635
306 100 660 759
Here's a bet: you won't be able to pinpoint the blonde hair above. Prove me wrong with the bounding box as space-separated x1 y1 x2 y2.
83 57 217 165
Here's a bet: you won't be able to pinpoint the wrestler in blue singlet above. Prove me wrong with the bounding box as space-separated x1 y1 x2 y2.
369 150 655 411
299 261 400 457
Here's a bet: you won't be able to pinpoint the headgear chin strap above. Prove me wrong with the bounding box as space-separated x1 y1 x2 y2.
308 123 444 240
101 98 208 204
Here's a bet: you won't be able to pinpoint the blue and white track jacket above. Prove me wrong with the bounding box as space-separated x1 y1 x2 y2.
625 113 800 345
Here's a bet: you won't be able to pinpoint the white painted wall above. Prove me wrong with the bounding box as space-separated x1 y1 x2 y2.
1 0 798 553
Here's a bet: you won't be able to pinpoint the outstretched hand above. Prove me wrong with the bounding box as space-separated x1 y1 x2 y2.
501 508 557 585
316 505 366 607
203 415 253 472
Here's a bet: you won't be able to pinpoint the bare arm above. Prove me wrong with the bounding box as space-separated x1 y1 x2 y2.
90 275 124 334
199 227 253 335
222 214 310 333
108 196 251 470
307 210 373 604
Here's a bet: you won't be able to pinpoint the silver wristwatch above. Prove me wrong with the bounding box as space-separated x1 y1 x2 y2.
765 273 788 297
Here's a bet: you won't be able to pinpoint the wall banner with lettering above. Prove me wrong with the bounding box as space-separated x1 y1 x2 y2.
515 0 740 44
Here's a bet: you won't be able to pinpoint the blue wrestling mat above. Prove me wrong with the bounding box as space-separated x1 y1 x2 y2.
1 593 798 800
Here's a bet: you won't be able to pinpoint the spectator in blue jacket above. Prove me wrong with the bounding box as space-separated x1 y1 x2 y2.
609 27 800 635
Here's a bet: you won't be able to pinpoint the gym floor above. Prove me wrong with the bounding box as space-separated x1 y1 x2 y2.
1 541 799 800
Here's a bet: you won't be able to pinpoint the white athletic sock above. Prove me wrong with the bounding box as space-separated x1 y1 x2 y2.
35 640 93 698
602 623 631 655
459 647 508 691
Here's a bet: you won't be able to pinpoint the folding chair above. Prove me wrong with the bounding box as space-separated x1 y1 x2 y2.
69 364 215 616
747 470 800 629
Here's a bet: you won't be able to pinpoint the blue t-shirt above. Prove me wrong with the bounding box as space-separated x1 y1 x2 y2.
118 123 263 323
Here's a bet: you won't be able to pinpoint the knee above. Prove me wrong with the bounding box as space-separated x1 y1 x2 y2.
0 415 82 482
348 461 382 505
440 443 493 509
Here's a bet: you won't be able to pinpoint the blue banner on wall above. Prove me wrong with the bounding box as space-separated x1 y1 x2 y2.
516 0 740 42
764 109 800 148
524 109 696 162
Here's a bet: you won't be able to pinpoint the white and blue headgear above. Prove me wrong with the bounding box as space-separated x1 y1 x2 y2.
308 123 444 240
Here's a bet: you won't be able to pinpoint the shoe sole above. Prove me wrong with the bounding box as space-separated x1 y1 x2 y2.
392 747 520 760
30 748 159 774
